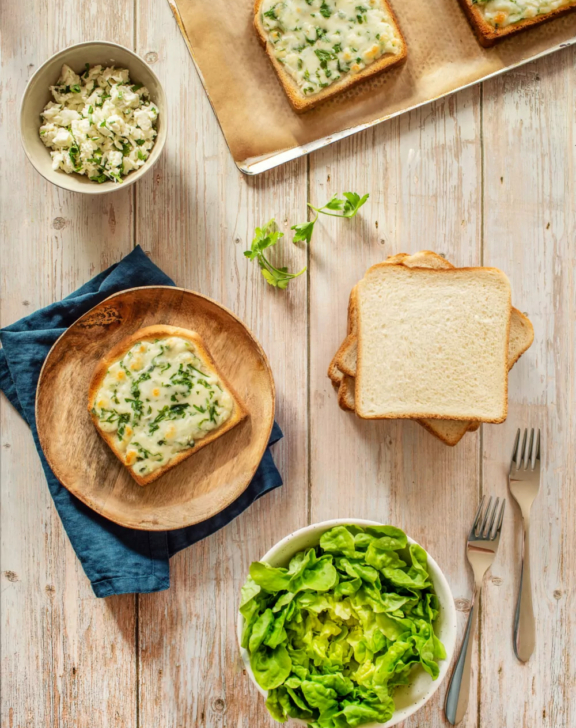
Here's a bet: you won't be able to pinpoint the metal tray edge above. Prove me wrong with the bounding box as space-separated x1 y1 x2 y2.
238 38 576 174
168 0 575 176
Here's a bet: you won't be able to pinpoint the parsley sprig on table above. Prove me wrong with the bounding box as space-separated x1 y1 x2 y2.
244 220 307 289
292 191 369 243
245 192 369 288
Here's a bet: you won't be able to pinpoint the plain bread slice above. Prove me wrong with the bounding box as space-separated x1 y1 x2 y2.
355 266 511 422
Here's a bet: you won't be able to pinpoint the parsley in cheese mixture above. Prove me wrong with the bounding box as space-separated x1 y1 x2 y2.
260 0 402 96
92 337 233 477
39 64 159 183
474 0 573 27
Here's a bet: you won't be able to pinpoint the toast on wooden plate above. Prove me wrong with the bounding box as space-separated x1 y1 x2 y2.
458 0 576 47
254 0 407 112
88 325 247 486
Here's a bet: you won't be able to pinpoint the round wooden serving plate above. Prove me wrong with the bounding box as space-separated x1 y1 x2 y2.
35 287 275 531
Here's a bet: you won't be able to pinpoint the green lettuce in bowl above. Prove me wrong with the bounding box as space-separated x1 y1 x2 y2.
238 521 455 728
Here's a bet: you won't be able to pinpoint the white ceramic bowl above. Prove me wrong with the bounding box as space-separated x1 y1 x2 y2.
237 519 457 728
20 41 167 194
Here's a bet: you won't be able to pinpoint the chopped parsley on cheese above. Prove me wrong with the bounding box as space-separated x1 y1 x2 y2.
260 0 402 95
92 337 233 477
473 0 573 27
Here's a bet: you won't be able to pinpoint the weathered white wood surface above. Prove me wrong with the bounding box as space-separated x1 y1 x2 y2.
134 3 308 724
0 2 137 727
480 52 576 728
1 0 574 727
309 88 484 728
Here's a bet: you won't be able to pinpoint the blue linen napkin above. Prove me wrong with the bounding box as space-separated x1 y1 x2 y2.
0 246 283 598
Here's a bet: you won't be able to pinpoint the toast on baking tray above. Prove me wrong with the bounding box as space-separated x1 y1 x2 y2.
458 0 576 47
254 0 407 111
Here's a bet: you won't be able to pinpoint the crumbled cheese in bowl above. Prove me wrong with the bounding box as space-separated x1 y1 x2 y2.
260 0 403 96
475 0 573 27
39 63 159 183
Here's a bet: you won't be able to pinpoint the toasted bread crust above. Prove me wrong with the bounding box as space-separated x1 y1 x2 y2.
335 334 357 377
416 417 479 446
338 375 356 411
330 252 532 443
328 358 345 385
88 325 247 486
327 285 359 383
457 0 576 47
253 0 407 112
508 309 535 368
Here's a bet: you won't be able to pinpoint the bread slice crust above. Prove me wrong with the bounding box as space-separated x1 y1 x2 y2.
327 284 359 384
254 0 407 112
457 0 576 47
329 252 532 443
338 374 356 411
330 252 532 445
88 325 247 486
355 265 512 423
337 304 532 442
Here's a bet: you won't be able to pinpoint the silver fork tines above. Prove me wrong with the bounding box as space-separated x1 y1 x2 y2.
511 427 541 473
470 496 506 541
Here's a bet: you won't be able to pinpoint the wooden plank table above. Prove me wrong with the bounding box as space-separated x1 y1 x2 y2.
1 1 574 726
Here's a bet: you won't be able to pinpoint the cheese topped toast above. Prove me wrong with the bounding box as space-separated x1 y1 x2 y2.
89 325 246 486
255 0 406 111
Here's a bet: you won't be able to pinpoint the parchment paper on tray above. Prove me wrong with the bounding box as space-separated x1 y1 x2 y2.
168 0 576 172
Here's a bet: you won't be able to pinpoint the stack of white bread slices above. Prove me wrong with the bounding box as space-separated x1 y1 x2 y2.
328 251 534 446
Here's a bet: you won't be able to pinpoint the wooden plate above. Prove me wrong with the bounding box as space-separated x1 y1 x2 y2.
36 287 275 531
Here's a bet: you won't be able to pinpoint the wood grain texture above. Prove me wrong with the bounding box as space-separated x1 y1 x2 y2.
36 290 273 527
133 1 308 726
0 0 137 726
308 88 484 728
1 0 575 726
480 48 576 728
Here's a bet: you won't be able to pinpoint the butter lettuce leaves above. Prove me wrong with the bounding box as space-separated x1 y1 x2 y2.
240 525 445 727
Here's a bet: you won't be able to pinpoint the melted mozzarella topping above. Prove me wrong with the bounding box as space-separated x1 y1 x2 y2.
260 0 402 95
475 0 573 27
92 337 233 478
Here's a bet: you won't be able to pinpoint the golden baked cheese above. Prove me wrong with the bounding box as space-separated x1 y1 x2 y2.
89 326 246 485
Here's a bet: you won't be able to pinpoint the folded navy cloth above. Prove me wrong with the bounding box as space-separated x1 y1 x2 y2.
0 246 283 598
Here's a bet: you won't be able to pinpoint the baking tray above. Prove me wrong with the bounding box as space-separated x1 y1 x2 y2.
168 0 576 175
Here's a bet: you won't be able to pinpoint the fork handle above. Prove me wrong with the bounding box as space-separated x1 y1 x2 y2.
444 587 479 725
514 520 535 662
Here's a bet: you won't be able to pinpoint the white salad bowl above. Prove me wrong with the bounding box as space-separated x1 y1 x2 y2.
20 41 167 194
237 518 457 728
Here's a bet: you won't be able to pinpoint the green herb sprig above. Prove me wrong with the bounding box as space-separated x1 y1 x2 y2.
244 220 306 289
292 191 369 244
246 192 369 288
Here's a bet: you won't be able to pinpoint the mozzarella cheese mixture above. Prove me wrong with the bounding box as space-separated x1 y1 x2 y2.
474 0 573 27
260 0 402 95
92 337 234 478
39 64 159 183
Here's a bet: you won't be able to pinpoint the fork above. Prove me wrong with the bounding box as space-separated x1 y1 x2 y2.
509 427 541 663
444 496 506 725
